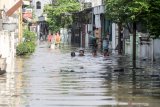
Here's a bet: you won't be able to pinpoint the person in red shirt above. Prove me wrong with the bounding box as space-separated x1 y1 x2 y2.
48 33 53 43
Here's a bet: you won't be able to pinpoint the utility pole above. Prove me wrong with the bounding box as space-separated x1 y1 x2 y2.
132 22 136 68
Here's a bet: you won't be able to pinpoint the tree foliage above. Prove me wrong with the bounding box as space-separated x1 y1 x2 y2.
104 0 127 23
44 0 80 33
105 0 160 38
16 29 36 56
147 0 160 38
105 0 149 24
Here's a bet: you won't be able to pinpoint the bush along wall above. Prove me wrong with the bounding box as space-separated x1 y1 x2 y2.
16 30 36 56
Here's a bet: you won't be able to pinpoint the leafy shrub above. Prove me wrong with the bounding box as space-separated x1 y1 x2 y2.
23 29 36 42
16 42 27 55
16 42 36 56
16 30 36 56
26 42 36 53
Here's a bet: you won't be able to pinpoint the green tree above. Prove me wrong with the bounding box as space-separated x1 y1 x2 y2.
147 0 160 38
125 0 149 67
44 0 80 33
105 0 127 54
105 0 149 67
16 29 36 56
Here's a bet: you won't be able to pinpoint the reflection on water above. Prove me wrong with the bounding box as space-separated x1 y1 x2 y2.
0 42 160 107
0 58 25 107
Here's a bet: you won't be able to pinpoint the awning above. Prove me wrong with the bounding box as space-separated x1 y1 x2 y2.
6 0 23 16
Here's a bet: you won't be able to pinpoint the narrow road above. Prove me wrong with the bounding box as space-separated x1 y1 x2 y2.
0 41 160 107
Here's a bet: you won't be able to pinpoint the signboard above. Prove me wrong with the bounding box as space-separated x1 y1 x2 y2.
23 8 32 19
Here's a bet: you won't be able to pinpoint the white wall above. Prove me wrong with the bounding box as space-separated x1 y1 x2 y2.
60 28 72 45
124 34 160 60
0 31 15 72
82 0 102 7
92 0 102 7
32 0 51 18
153 39 160 59
0 0 17 10
112 23 118 54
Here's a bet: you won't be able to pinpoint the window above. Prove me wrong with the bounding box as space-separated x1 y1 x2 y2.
36 1 41 9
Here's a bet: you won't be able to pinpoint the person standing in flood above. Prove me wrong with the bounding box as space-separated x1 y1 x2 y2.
39 31 43 40
102 33 110 56
55 32 61 48
47 33 53 48
48 33 53 43
89 31 98 56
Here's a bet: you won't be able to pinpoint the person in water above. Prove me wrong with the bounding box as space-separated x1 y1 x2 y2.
71 52 76 57
103 49 109 57
78 49 85 56
92 49 97 57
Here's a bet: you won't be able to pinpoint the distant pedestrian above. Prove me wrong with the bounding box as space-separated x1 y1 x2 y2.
55 32 61 48
88 31 98 56
48 33 53 43
39 32 43 40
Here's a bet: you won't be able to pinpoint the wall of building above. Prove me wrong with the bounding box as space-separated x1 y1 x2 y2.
0 31 15 72
153 39 160 60
92 0 102 7
32 0 51 18
0 0 17 10
79 0 103 8
124 33 160 61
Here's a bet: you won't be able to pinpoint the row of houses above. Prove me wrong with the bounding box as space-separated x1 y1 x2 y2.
0 0 50 74
1 0 159 75
71 0 160 61
24 0 160 61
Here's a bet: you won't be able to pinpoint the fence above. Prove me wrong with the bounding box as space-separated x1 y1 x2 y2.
124 33 160 61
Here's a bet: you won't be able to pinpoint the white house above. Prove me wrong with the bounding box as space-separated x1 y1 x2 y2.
32 0 51 18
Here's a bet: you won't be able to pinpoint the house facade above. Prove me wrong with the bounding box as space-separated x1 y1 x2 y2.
72 0 113 51
31 0 51 40
32 0 51 18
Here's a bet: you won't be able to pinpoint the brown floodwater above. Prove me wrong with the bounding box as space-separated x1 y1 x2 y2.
0 41 160 107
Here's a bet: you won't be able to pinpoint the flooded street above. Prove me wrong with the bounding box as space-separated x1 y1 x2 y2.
0 41 160 107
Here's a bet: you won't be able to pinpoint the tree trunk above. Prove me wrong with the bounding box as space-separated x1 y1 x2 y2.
118 22 122 55
132 22 136 68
